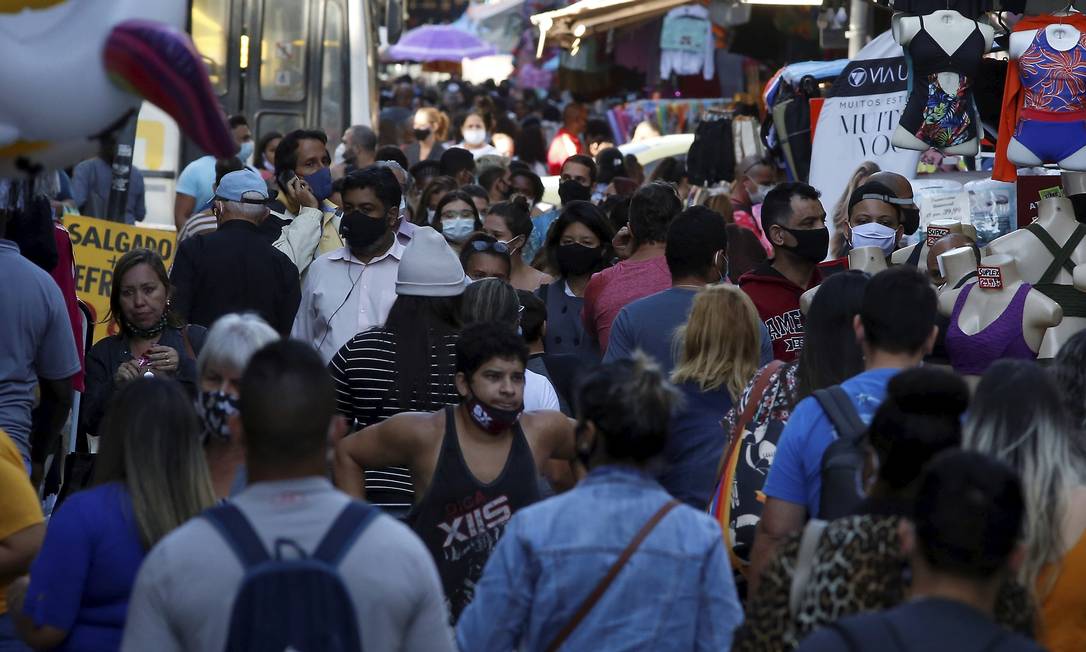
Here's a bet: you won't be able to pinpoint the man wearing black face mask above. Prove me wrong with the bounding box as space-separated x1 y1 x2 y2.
524 154 598 264
739 182 828 362
291 167 405 363
334 322 576 621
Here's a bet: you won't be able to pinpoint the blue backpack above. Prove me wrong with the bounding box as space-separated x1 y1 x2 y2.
203 501 377 652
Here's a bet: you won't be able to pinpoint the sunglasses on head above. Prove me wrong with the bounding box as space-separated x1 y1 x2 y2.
468 240 510 254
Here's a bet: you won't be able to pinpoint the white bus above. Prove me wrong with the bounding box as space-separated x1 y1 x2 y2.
134 0 396 227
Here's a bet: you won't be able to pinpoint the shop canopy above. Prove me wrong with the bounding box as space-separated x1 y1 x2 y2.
529 0 691 56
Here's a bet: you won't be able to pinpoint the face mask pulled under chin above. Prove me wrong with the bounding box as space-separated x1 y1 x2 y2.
849 222 899 257
466 392 523 435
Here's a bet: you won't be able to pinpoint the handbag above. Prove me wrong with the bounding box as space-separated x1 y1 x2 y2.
709 360 785 574
545 500 680 652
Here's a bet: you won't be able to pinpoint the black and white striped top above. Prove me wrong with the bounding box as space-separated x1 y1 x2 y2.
328 328 460 508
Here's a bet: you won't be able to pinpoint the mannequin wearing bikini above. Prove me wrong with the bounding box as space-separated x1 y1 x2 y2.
800 246 886 314
892 218 975 268
987 196 1086 356
939 255 1062 377
934 244 980 292
892 10 995 156
1007 17 1086 171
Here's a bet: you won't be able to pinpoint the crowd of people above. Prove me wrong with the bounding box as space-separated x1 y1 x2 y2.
0 78 1083 652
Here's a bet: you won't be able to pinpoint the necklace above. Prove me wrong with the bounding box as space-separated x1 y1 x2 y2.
123 314 168 340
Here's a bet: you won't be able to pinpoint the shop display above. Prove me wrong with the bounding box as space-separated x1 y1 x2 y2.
893 218 975 268
892 10 994 155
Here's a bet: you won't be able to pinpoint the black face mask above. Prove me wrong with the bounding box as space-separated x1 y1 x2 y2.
776 226 829 264
556 243 602 277
559 180 592 205
413 128 432 142
339 210 390 250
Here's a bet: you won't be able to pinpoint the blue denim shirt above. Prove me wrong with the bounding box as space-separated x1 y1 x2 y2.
456 465 743 651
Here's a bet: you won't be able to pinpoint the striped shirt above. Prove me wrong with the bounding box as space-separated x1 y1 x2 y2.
177 210 217 242
329 328 460 508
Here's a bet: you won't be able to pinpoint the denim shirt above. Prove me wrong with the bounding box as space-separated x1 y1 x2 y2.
456 465 743 651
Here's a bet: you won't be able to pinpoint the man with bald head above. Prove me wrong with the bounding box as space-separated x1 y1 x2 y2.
867 171 920 236
926 233 980 287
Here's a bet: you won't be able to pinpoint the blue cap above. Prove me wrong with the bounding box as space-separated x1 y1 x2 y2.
215 169 269 203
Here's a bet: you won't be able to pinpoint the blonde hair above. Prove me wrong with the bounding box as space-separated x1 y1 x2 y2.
830 161 880 257
417 107 450 141
963 359 1086 597
671 284 761 400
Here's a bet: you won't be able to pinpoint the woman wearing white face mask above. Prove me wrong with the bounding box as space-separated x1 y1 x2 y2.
433 189 483 252
458 110 498 159
844 181 905 259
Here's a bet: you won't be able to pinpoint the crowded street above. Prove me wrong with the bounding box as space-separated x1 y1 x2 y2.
0 0 1083 650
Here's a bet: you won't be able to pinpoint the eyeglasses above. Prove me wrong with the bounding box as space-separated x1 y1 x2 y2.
441 210 476 220
468 240 510 254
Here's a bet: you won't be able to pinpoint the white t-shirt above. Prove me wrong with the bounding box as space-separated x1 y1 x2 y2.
525 369 560 412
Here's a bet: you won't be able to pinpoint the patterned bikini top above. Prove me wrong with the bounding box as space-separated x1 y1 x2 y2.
1020 26 1086 113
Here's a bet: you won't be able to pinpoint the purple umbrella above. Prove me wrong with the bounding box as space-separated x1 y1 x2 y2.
387 24 498 62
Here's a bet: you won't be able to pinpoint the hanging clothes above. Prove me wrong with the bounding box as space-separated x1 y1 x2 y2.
888 0 993 18
660 5 715 80
993 13 1086 182
899 14 986 150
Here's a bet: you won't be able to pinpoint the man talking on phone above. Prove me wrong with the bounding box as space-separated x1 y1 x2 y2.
266 129 343 275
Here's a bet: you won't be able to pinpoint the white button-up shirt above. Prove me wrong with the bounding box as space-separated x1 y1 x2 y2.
292 240 405 363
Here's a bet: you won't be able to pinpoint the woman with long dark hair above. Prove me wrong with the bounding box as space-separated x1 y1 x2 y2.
11 379 214 650
535 201 615 359
328 226 467 517
81 248 206 438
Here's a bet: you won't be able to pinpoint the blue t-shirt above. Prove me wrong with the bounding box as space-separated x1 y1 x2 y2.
25 482 146 651
604 287 774 375
762 367 900 517
175 155 217 213
660 381 733 510
0 240 82 466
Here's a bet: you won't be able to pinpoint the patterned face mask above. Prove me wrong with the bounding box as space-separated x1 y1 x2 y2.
195 390 239 443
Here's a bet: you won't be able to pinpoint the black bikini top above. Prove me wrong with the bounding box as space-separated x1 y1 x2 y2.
908 13 986 80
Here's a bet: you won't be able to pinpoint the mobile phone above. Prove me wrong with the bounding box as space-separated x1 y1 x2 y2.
276 169 297 192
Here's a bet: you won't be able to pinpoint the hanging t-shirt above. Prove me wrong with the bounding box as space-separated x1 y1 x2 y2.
660 5 715 80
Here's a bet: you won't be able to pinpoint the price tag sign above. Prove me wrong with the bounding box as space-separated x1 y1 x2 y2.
977 265 1003 290
925 225 952 247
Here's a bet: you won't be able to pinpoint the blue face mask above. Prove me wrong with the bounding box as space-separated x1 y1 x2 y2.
305 167 333 202
849 222 899 257
237 140 254 164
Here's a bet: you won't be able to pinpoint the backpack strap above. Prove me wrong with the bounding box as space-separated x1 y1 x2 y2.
905 241 923 268
203 503 271 568
789 518 828 617
312 502 379 566
180 324 196 361
813 386 866 441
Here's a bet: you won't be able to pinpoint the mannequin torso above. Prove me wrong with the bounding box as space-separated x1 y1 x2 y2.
800 247 886 314
939 255 1062 374
892 10 994 155
936 245 980 292
988 196 1086 355
892 219 972 268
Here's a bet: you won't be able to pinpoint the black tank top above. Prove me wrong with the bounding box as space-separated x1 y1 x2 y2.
407 406 541 621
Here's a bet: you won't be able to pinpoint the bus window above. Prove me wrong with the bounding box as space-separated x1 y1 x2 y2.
260 0 309 102
319 1 346 145
256 112 304 141
191 0 229 95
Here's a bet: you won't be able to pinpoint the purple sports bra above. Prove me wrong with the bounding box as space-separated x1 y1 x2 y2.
946 282 1038 375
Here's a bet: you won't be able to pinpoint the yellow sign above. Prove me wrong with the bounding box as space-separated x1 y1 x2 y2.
65 215 177 343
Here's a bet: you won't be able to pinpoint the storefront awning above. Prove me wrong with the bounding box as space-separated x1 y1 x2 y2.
529 0 692 56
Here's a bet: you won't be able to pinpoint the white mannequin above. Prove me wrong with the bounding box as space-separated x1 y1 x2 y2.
800 246 886 314
891 11 994 156
1007 22 1086 171
936 245 980 293
938 254 1062 361
987 196 1086 356
892 219 975 267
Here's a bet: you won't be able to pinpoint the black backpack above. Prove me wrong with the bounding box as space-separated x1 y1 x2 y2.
813 386 868 520
203 501 377 652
